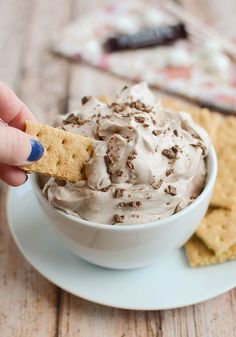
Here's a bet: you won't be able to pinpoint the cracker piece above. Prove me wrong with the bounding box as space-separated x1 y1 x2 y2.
196 209 236 256
162 98 222 144
211 145 236 210
215 116 236 154
185 235 236 267
22 120 93 182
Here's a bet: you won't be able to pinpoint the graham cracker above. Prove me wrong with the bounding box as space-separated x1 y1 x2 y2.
22 120 93 182
196 208 236 256
211 142 236 210
185 235 236 267
214 116 236 154
162 98 223 145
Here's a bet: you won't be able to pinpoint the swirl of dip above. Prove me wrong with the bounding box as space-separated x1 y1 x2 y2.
43 83 210 225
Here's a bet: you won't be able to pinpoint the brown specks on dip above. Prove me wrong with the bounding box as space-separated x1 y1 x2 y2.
162 148 177 159
166 169 174 177
165 185 177 196
117 169 124 177
63 114 86 126
113 214 125 224
162 145 182 159
113 188 125 198
135 116 145 124
190 142 207 156
81 96 92 105
151 179 164 190
152 130 162 136
118 201 142 209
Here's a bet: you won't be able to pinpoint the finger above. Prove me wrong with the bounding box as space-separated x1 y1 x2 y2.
0 81 36 130
0 164 28 186
0 124 44 166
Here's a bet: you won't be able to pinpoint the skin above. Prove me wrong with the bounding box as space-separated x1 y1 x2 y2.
0 81 37 186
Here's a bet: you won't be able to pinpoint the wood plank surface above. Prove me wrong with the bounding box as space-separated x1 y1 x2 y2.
0 0 236 336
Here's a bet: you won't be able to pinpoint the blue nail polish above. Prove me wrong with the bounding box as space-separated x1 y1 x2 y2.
27 139 44 161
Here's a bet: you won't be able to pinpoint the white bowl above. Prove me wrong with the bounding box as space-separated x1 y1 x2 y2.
31 146 217 269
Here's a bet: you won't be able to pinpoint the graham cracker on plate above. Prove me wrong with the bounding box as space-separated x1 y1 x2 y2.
196 208 236 256
22 120 93 182
162 98 223 145
185 235 236 267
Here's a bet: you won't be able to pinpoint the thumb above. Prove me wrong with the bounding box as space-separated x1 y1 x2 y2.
0 124 44 166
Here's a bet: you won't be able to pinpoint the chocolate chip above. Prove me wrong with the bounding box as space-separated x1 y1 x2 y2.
162 148 176 159
166 169 174 176
113 188 125 198
128 150 137 161
100 187 109 192
165 185 177 196
135 116 145 124
117 169 123 177
173 129 178 137
151 179 164 190
127 159 134 170
63 114 86 126
152 130 162 136
104 155 112 166
113 214 125 223
81 96 92 105
130 100 152 113
190 142 207 156
118 201 142 208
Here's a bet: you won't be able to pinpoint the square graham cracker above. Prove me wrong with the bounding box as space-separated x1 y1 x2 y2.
185 235 236 267
22 120 93 182
196 208 236 256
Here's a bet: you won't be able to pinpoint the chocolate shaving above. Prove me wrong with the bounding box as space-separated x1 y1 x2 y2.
110 103 126 113
128 151 137 161
104 154 112 166
173 129 179 137
113 214 125 223
81 96 92 105
165 185 177 196
113 188 125 198
117 169 123 177
162 148 177 159
172 145 183 153
118 201 142 208
152 130 162 136
130 100 152 112
190 142 207 156
127 159 134 170
135 116 145 124
162 145 182 159
151 179 164 190
63 114 86 126
100 187 109 192
166 169 174 176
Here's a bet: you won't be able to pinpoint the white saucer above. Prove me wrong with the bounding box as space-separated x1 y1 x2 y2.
7 182 236 310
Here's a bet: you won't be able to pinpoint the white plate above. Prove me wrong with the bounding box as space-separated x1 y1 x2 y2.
7 182 236 310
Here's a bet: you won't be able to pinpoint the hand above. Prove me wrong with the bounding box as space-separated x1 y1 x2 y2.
0 82 44 186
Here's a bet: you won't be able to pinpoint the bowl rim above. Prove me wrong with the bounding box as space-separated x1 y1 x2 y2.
31 145 217 232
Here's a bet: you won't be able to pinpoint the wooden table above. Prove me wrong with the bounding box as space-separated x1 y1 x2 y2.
1 1 236 336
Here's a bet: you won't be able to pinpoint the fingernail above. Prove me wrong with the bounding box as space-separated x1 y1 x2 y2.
27 139 44 161
24 174 29 184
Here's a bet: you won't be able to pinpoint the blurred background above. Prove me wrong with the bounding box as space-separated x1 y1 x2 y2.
0 0 236 124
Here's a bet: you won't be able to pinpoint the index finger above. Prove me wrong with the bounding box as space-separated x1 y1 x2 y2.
0 81 36 130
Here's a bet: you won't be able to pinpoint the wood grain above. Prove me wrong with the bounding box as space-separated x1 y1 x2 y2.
1 0 236 336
